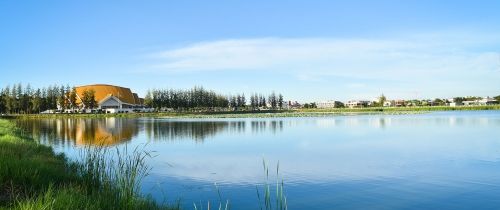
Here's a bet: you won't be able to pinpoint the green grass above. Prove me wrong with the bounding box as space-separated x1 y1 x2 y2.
0 119 176 210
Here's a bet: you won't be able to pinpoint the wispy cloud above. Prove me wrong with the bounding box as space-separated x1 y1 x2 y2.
148 36 500 78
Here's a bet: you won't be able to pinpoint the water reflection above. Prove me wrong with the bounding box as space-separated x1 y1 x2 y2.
144 120 231 142
15 113 500 147
16 118 138 146
16 118 289 146
143 119 285 142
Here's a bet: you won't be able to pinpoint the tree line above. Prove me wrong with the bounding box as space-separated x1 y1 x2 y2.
0 83 100 114
144 86 285 111
372 94 500 107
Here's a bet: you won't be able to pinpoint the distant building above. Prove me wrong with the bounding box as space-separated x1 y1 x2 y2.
462 97 498 106
394 100 406 107
479 97 498 105
316 100 344 109
288 101 302 109
74 84 146 113
383 100 394 107
346 100 370 108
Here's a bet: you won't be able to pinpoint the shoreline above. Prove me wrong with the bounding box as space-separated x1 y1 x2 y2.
2 105 499 119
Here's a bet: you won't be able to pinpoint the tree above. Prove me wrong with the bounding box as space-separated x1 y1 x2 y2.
241 94 246 109
63 85 71 109
378 94 386 107
40 88 48 111
0 90 5 114
236 94 242 108
494 95 500 103
2 86 12 113
433 98 445 106
11 84 19 113
69 87 78 109
278 94 284 109
262 96 266 108
81 89 97 109
259 94 266 108
20 84 32 113
250 94 258 110
303 102 317 109
57 85 66 110
16 83 22 112
453 97 465 103
230 95 237 110
144 90 153 108
268 92 277 109
31 88 42 113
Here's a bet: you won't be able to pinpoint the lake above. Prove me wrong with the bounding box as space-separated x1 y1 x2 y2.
15 111 500 210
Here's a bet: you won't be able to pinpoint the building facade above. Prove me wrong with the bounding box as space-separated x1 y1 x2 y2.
74 84 145 113
346 100 370 108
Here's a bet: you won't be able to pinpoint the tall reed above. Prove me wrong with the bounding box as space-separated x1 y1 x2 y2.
76 142 155 209
193 183 231 210
257 159 287 210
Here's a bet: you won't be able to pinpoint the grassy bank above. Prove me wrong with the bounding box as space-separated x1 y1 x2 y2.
0 119 175 210
4 105 499 119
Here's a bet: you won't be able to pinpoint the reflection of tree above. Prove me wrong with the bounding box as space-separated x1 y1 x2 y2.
15 118 138 146
251 120 283 134
144 121 232 142
144 120 286 142
229 121 246 133
378 118 386 129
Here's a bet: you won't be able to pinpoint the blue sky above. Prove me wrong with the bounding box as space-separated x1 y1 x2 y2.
1 0 499 101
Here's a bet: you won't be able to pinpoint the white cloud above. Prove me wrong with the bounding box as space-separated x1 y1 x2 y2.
144 34 500 99
148 36 500 79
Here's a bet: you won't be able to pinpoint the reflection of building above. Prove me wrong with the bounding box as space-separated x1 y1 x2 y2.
75 84 144 113
74 118 137 145
16 118 138 146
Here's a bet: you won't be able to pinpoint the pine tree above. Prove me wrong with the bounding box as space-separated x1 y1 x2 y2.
31 88 42 113
81 89 97 109
269 92 277 109
4 86 13 114
278 94 284 109
69 87 78 109
0 88 5 114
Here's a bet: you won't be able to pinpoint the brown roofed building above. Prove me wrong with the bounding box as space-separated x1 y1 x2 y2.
132 93 141 105
74 84 143 111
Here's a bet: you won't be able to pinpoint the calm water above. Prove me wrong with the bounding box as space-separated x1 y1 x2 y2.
16 111 500 209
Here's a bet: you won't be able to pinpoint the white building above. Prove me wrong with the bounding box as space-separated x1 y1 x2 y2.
346 100 370 108
316 100 344 109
